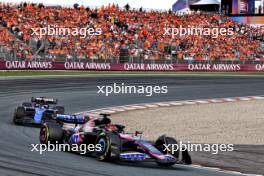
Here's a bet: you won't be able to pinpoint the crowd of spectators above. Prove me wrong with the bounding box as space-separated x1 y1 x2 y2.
0 26 31 59
0 2 263 62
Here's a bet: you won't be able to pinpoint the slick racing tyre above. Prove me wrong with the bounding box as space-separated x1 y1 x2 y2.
155 135 192 165
155 135 179 158
13 107 25 125
95 133 111 161
155 136 179 166
15 107 25 118
40 122 63 144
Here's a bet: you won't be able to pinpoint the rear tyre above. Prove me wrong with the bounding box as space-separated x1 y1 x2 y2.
40 123 63 144
95 133 111 161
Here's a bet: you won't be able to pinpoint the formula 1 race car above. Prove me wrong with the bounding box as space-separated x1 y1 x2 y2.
13 97 65 125
39 113 192 166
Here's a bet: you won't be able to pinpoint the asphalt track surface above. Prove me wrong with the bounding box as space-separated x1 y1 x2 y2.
0 76 264 176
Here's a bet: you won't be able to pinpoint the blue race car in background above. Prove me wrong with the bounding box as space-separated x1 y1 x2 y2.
13 97 65 125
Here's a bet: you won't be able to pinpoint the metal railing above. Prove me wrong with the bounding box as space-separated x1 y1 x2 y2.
1 39 264 64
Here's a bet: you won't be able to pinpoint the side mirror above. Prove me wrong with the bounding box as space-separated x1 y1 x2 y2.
99 113 111 118
115 124 125 132
135 131 143 136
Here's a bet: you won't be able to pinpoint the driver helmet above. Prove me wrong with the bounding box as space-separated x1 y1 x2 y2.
42 104 49 109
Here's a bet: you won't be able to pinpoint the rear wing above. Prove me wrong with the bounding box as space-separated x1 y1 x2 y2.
31 97 58 105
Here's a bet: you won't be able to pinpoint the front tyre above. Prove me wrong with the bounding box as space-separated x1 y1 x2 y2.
155 135 179 166
13 115 22 125
155 135 179 158
155 135 192 165
40 123 63 144
95 133 111 161
13 107 25 125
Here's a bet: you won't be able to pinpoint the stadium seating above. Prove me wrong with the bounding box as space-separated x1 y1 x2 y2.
0 2 263 62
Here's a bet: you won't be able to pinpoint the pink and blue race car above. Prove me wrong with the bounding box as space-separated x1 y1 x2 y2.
39 113 192 166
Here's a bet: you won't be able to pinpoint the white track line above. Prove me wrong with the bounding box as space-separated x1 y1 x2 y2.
77 95 264 116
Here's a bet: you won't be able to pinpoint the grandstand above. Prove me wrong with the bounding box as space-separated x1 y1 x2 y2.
0 2 263 63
